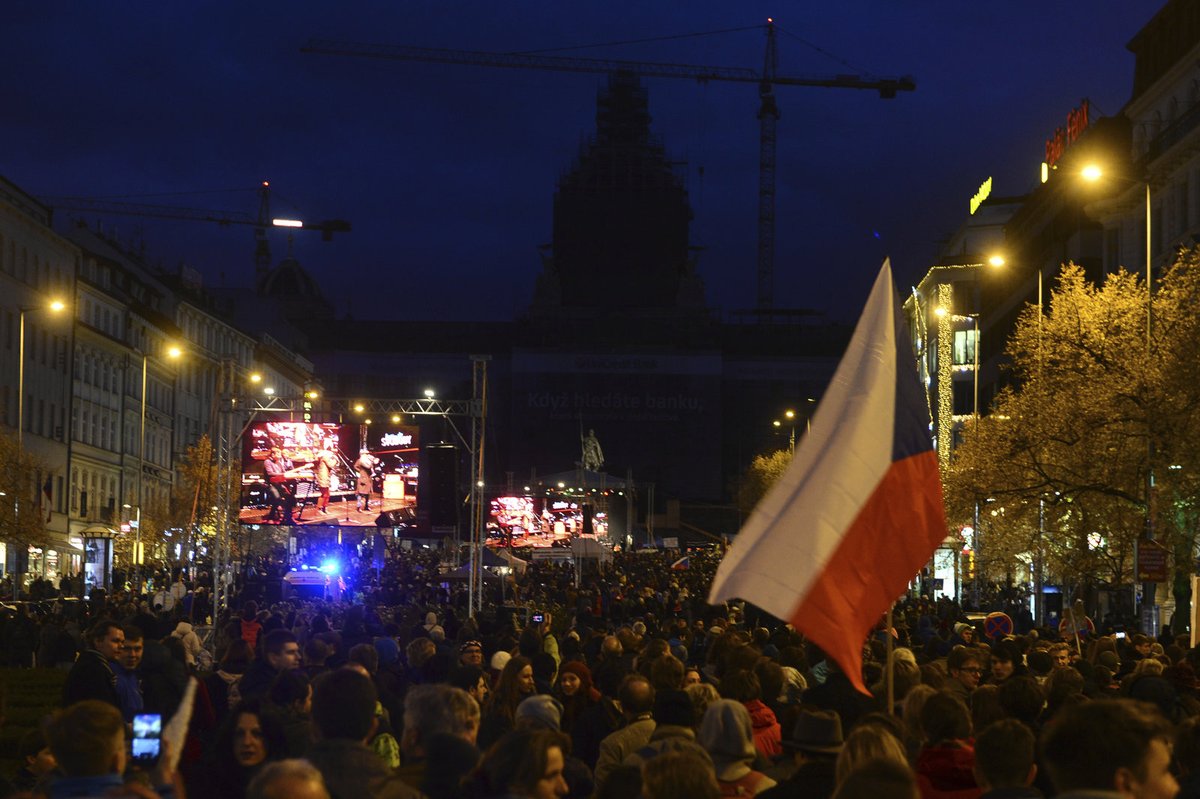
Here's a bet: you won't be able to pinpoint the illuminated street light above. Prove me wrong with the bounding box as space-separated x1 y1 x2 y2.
18 299 67 454
249 373 262 384
424 388 436 398
263 386 276 396
136 344 183 593
1081 160 1156 611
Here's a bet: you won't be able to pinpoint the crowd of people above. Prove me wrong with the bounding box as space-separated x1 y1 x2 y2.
0 543 1195 799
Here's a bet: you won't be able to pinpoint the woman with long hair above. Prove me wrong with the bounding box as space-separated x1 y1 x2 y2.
468 728 570 798
554 660 600 735
478 654 535 749
198 698 286 799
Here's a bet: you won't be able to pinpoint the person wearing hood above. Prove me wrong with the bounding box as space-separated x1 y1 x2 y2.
515 693 595 799
914 692 980 799
720 669 782 760
698 699 777 795
171 619 204 669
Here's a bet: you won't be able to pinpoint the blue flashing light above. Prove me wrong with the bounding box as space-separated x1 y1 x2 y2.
319 559 340 575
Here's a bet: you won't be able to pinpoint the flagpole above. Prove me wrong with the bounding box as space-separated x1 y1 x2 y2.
885 606 895 715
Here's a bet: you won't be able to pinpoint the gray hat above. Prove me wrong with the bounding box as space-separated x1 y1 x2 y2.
783 709 844 754
515 694 563 731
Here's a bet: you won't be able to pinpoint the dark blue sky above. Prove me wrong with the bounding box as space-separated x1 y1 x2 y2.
4 3 1156 323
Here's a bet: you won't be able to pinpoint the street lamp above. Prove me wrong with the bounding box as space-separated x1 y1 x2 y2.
1082 163 1156 628
12 299 66 597
17 299 67 453
136 345 182 593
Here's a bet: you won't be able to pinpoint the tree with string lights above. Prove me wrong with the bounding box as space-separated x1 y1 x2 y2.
944 248 1200 628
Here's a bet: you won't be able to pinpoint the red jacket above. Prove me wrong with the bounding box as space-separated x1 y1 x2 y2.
916 741 981 799
743 699 782 759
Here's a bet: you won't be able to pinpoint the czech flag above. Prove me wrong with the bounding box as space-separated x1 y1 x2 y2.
670 556 690 570
709 260 945 693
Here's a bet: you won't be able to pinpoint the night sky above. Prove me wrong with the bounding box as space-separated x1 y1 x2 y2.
4 3 1156 324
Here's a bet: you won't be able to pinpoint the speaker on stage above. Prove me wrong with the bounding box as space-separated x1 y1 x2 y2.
420 443 459 535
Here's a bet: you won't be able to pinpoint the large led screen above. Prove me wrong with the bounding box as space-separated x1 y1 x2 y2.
239 421 420 527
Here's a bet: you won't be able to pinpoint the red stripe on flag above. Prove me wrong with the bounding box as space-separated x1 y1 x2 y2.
789 450 944 694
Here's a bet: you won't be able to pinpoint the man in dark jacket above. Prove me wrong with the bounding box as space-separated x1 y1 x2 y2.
305 668 421 799
239 629 301 702
62 620 124 709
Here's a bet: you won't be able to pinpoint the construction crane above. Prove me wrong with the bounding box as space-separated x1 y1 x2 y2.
41 181 352 276
302 21 914 310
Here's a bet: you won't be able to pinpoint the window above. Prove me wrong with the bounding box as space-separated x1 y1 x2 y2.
952 329 977 366
952 381 974 416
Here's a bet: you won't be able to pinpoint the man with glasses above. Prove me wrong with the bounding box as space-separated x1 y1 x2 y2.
945 646 983 702
459 640 485 669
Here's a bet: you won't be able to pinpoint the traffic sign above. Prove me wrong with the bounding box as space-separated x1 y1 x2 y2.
1059 614 1095 637
984 612 1013 639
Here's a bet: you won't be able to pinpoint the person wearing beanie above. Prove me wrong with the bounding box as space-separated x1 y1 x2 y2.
556 660 601 735
698 699 777 795
515 693 596 798
1097 650 1121 673
952 622 976 648
516 694 565 730
489 650 512 683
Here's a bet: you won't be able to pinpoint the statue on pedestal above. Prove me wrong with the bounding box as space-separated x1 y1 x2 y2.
581 428 604 471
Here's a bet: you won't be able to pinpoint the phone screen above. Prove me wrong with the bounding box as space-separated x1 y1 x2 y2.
532 613 544 624
132 713 162 765
1115 631 1126 639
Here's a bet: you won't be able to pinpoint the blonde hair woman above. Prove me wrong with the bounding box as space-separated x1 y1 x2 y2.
836 723 910 785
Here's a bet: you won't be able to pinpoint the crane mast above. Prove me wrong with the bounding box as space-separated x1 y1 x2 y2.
303 23 913 309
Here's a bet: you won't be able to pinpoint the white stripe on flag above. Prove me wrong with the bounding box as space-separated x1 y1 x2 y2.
709 260 900 620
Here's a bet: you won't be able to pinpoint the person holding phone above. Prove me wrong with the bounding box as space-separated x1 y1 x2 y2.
44 699 179 799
